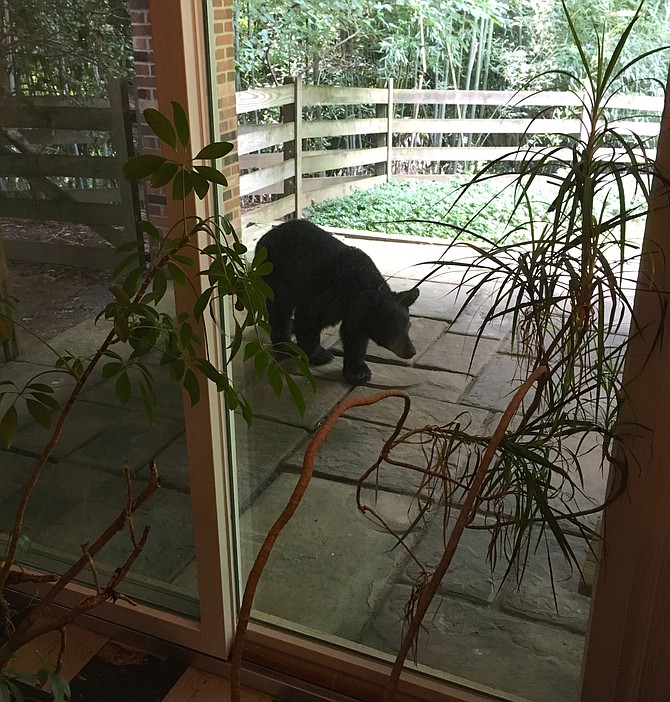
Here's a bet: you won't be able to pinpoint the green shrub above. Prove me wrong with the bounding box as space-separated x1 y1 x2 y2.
305 177 549 243
305 176 646 244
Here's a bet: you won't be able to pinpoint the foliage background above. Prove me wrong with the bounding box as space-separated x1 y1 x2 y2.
0 0 132 97
234 0 670 95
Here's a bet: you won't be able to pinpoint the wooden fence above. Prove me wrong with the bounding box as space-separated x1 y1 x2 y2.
237 79 663 228
0 79 142 257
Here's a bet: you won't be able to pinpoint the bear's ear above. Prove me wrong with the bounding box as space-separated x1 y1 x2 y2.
395 287 419 307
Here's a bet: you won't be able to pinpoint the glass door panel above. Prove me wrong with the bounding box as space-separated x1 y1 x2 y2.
0 0 200 619
234 234 620 701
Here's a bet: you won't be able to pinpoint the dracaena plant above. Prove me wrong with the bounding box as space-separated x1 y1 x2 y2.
357 9 670 695
408 0 669 571
0 102 311 701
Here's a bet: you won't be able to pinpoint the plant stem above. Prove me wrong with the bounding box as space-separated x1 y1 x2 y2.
5 463 159 652
229 389 411 702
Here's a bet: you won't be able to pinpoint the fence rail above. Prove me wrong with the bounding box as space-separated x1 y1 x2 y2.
0 79 141 249
236 79 663 229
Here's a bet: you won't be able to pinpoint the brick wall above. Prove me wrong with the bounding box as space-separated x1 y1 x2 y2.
129 0 240 235
210 0 241 232
129 0 169 235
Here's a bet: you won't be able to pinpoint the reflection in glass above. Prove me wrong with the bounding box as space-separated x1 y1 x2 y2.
0 0 199 617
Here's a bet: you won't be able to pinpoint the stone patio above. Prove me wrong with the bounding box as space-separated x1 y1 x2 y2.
0 233 615 702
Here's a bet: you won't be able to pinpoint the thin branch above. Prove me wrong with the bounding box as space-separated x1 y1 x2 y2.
230 390 411 702
5 463 159 652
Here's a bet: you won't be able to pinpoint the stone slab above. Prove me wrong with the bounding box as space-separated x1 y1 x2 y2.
0 461 121 543
307 361 470 403
499 533 593 635
389 278 466 322
447 288 514 340
459 353 529 411
360 584 584 702
344 386 491 435
328 316 448 366
0 361 78 430
13 400 148 463
414 332 501 376
344 238 455 281
152 434 189 491
398 515 502 605
283 417 437 495
79 367 185 421
239 474 418 640
66 412 185 474
235 416 308 508
243 372 348 430
0 451 50 522
170 559 198 594
548 435 609 534
35 477 195 583
16 318 115 366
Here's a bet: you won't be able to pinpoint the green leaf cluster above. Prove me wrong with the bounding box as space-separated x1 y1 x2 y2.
0 380 60 449
116 104 314 424
306 177 552 243
123 103 233 202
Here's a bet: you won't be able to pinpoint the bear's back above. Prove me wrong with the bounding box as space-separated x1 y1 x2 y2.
257 219 390 306
257 219 345 265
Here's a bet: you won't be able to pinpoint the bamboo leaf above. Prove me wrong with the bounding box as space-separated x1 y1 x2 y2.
123 154 167 180
191 170 210 199
267 362 283 397
172 169 194 200
194 164 228 187
0 405 18 448
285 372 306 416
25 399 53 429
183 368 200 406
115 371 132 405
150 161 179 188
49 671 72 702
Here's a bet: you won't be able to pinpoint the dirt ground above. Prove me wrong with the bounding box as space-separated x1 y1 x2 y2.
1 219 113 346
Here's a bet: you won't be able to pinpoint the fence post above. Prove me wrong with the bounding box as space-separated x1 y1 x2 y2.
386 78 394 180
280 76 303 219
375 79 388 180
294 77 303 217
108 78 143 254
0 230 19 361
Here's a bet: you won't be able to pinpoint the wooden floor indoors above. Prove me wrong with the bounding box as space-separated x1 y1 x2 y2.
12 625 275 702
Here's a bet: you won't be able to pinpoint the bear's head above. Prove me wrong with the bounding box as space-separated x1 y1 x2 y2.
360 287 420 359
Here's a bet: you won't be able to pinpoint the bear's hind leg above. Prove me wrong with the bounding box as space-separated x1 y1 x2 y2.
294 307 334 366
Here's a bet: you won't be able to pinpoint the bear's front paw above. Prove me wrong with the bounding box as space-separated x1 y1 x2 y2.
343 362 372 386
309 346 335 365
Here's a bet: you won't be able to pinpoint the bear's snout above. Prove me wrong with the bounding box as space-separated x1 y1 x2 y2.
385 337 416 359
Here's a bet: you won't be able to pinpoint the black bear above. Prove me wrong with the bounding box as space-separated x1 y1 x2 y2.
256 219 420 385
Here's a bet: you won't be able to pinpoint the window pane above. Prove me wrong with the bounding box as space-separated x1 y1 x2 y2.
0 1 199 618
234 233 616 702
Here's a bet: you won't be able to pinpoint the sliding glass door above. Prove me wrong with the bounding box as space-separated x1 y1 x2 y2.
6 0 666 698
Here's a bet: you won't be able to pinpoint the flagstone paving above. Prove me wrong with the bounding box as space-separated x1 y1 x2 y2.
0 232 625 702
